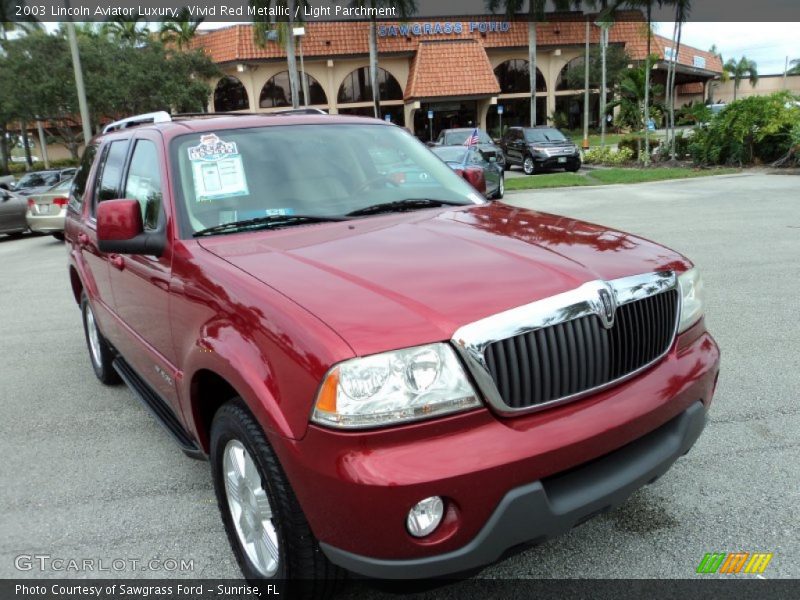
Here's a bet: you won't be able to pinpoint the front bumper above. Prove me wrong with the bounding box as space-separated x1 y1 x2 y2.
276 327 719 577
322 400 705 579
536 155 581 169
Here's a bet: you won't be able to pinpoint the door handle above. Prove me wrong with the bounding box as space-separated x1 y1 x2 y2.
77 232 89 246
110 254 125 270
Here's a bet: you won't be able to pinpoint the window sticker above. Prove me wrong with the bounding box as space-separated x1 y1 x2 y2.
188 134 249 201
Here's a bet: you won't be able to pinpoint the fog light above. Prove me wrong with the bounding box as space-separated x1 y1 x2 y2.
406 496 444 538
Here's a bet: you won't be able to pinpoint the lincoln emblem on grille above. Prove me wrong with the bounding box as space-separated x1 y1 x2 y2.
598 288 616 329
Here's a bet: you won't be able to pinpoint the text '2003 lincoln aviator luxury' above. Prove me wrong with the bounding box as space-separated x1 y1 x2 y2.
65 111 719 597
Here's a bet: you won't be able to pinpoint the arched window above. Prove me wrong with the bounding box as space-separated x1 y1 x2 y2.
259 71 328 108
214 76 249 112
338 67 402 104
494 59 546 93
556 57 590 91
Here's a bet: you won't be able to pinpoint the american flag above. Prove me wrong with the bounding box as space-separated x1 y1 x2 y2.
463 128 480 147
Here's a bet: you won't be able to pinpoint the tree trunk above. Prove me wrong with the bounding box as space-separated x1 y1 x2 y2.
369 19 380 119
529 21 537 127
600 25 608 146
665 18 678 159
733 81 738 101
20 121 33 168
0 123 9 175
669 22 683 159
643 4 652 167
286 3 300 109
582 18 590 148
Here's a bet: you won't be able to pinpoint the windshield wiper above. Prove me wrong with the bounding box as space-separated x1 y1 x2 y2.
193 214 347 237
345 198 466 217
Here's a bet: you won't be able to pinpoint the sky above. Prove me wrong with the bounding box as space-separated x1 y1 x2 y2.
654 22 798 75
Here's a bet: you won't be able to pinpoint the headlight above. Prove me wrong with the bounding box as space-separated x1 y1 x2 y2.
312 343 481 429
678 267 705 333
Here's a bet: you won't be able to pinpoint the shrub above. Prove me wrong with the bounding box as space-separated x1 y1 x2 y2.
689 92 800 165
618 135 661 160
583 146 634 165
5 158 79 175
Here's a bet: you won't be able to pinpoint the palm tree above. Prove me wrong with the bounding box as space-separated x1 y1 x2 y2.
724 56 758 100
664 0 690 160
102 15 150 45
609 63 664 159
251 0 309 109
160 8 204 50
349 0 417 119
0 0 44 40
785 58 800 76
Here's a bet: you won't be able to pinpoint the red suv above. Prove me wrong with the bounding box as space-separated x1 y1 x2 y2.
65 111 719 594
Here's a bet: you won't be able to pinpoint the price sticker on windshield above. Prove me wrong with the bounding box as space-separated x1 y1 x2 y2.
188 133 249 202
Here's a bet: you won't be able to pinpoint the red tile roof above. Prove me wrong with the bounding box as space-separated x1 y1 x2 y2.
405 40 500 99
191 13 721 75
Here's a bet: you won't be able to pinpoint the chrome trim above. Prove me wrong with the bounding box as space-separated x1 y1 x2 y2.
451 271 680 416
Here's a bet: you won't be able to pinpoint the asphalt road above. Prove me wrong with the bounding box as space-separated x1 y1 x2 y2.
0 172 797 593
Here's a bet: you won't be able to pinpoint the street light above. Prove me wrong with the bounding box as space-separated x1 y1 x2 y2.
293 26 310 107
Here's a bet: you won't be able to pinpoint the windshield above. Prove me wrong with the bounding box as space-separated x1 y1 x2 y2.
431 147 469 163
16 172 59 189
171 124 484 237
524 129 568 143
443 130 492 145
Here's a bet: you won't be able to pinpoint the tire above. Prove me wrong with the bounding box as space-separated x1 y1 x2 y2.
522 155 536 175
492 173 505 200
211 401 343 598
52 232 65 242
502 157 511 171
565 162 581 173
80 292 121 385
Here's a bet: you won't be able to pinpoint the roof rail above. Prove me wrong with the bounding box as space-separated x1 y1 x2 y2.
103 111 172 134
171 112 261 119
271 108 328 116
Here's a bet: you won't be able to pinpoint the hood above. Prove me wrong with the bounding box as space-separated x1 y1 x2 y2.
197 204 689 356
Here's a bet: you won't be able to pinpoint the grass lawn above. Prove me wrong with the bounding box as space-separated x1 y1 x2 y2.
505 167 741 191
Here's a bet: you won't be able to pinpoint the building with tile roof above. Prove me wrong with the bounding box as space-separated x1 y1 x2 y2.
193 12 722 138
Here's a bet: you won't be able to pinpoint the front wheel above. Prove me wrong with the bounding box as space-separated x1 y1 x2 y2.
211 401 343 598
565 162 581 173
492 173 505 199
522 155 536 175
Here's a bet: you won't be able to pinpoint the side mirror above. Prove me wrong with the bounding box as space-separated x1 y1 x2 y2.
97 199 165 256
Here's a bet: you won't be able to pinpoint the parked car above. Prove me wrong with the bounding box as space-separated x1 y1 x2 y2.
500 126 581 174
431 145 504 199
432 128 505 167
0 187 28 236
25 177 73 240
12 168 77 196
66 111 719 594
0 174 15 190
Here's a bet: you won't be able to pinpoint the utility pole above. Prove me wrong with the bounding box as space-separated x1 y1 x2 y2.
784 56 789 89
64 2 93 146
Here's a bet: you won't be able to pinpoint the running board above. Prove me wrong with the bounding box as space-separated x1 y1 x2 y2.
112 357 206 460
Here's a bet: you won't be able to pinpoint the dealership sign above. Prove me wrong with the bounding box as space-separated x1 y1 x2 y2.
378 22 512 37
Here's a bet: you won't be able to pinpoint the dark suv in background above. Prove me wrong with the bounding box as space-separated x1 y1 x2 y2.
500 126 581 175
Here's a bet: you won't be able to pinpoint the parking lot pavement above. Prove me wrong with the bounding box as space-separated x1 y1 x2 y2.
0 171 797 590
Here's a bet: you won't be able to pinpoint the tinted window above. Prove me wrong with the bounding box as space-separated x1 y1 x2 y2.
124 140 162 231
94 140 129 211
69 144 98 210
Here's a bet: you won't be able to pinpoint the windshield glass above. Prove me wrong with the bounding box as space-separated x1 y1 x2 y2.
524 129 568 143
16 172 59 189
171 124 484 237
432 147 469 163
444 130 492 145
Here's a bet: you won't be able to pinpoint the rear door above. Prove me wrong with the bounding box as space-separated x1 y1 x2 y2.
71 141 127 339
105 132 179 410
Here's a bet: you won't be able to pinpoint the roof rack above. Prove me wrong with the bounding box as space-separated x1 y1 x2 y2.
271 108 328 116
103 111 172 134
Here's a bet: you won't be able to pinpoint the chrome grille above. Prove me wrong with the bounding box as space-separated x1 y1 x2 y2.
451 272 680 415
483 289 678 409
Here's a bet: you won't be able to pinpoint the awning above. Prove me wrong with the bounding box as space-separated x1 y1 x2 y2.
405 40 501 100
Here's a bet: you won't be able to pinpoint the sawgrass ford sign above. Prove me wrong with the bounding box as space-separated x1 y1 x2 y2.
379 21 512 37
